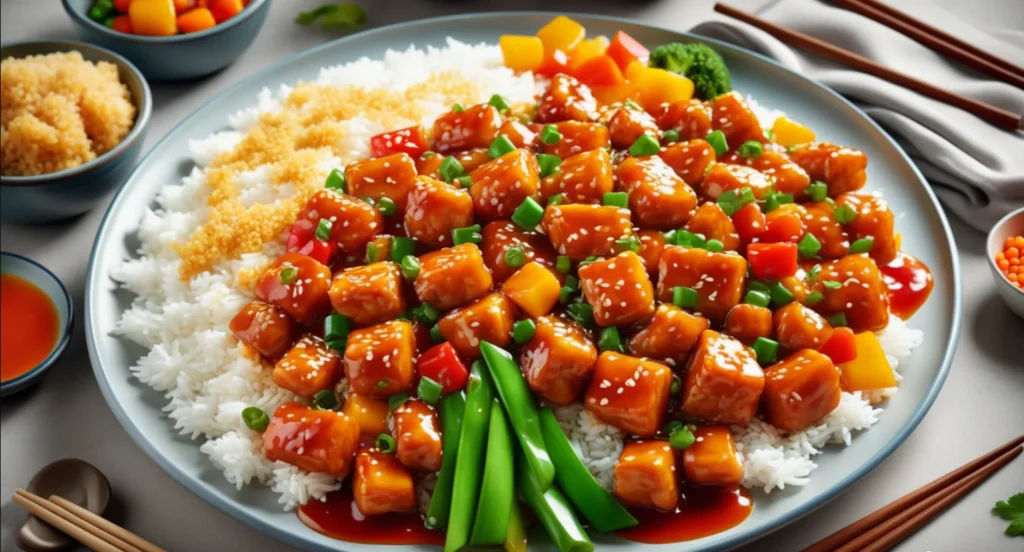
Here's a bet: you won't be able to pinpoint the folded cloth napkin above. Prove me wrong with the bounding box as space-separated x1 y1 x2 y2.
691 0 1024 231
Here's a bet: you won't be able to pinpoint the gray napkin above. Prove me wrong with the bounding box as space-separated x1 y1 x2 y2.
691 0 1024 231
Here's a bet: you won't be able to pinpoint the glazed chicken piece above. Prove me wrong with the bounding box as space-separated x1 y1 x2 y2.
431 104 502 154
685 202 741 252
709 91 766 148
413 243 493 310
835 192 897 264
762 203 805 244
679 330 765 426
809 254 890 332
653 99 713 141
787 143 868 196
229 301 298 359
480 221 558 282
535 73 599 123
636 229 666 276
292 189 382 254
343 320 416 397
263 403 360 477
497 120 538 149
657 139 717 187
541 204 633 261
682 426 744 486
723 303 773 346
762 349 842 432
627 304 709 368
616 156 698 230
469 148 540 221
520 315 598 405
417 148 493 177
774 302 834 352
656 246 748 322
700 163 775 201
607 107 659 150
345 152 419 210
801 201 851 259
389 399 443 472
342 393 390 436
722 146 810 197
584 351 673 436
273 336 343 398
328 262 407 326
353 448 418 515
578 251 656 327
614 441 679 511
404 177 474 248
437 292 516 359
537 121 610 159
255 253 332 325
538 149 614 205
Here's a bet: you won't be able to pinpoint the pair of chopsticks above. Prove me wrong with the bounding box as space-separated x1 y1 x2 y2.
801 434 1024 552
713 2 1024 130
13 489 166 552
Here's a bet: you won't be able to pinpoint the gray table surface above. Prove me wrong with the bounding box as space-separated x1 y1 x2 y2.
2 1 1022 551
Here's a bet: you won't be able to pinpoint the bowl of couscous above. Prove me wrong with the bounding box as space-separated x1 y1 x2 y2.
0 40 151 223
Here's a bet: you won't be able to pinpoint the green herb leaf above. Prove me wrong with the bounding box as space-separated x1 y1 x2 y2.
994 493 1024 536
297 3 366 30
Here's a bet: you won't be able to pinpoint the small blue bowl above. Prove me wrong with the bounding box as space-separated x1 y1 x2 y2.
0 253 74 397
0 40 151 224
62 0 271 81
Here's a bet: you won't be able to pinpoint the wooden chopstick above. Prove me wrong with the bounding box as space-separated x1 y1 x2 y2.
713 3 1024 130
50 495 167 552
13 490 129 552
801 434 1024 552
833 0 1024 79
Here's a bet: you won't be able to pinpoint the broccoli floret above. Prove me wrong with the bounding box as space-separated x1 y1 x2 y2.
649 43 731 100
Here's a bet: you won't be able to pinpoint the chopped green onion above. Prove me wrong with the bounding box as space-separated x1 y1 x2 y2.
376 432 396 453
662 129 680 143
452 103 465 113
823 280 842 290
834 204 858 224
439 156 464 182
325 168 346 191
279 266 298 285
547 193 564 206
487 136 517 159
537 154 562 178
566 303 594 328
413 302 439 323
603 192 629 208
360 196 377 207
749 280 771 293
669 426 696 449
764 129 773 140
391 237 416 262
717 188 755 216
664 420 683 434
705 130 728 156
850 237 875 254
764 194 782 213
488 94 511 113
430 324 445 343
556 255 571 274
564 275 580 291
324 314 351 344
366 242 379 263
241 407 270 432
511 197 544 230
744 290 771 307
400 255 421 279
395 311 413 321
615 235 640 253
452 224 483 246
504 245 526 268
388 392 409 411
558 286 576 304
739 140 763 158
455 175 472 188
420 151 437 159
313 389 338 410
672 286 698 308
804 290 824 306
376 197 397 216
315 218 332 241
624 99 642 111
376 379 389 389
540 124 562 145
806 181 828 202
752 337 779 365
705 239 724 253
628 134 661 157
418 376 444 405
769 281 794 306
828 312 848 327
670 375 682 395
597 326 623 353
673 230 705 248
513 319 537 344
798 233 822 259
807 264 822 282
578 256 600 267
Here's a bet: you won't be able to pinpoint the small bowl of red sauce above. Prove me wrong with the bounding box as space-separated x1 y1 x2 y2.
0 253 74 396
987 207 1024 319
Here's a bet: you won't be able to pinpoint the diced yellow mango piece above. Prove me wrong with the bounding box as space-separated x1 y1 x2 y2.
501 262 561 318
569 36 609 70
632 66 695 112
536 16 586 55
500 35 545 72
838 332 897 391
342 393 390 435
771 116 816 146
591 82 639 105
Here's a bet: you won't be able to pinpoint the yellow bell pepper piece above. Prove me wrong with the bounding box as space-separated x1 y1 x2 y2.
129 0 177 36
771 116 816 146
838 332 897 391
568 36 609 71
500 262 561 318
631 66 694 112
499 35 545 73
536 16 586 56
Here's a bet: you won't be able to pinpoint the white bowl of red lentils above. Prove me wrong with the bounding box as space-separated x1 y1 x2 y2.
987 207 1024 318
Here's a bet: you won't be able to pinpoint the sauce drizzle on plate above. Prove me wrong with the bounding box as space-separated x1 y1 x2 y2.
617 484 754 544
879 253 933 319
298 487 444 546
1 274 60 382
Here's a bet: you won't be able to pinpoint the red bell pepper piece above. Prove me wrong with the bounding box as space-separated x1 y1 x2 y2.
416 341 469 394
286 219 315 252
535 49 571 78
819 327 857 364
571 54 625 87
732 202 765 246
296 238 337 267
747 242 798 279
605 31 650 72
369 126 428 158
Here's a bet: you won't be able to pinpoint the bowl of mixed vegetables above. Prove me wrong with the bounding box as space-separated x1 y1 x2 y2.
62 0 271 80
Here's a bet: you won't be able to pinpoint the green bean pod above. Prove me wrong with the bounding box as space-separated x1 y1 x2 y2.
444 361 494 552
539 408 638 532
503 497 528 552
479 341 556 490
469 399 515 546
425 391 467 529
516 447 594 552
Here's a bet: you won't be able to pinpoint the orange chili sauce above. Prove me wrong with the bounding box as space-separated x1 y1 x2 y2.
0 274 60 382
298 488 444 546
617 484 754 544
878 253 933 319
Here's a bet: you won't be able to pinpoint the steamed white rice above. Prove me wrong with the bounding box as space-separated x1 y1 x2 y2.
111 40 923 510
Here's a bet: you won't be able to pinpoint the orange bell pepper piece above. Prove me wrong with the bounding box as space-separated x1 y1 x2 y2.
499 35 545 72
129 0 178 36
568 36 609 72
606 31 650 72
177 8 216 33
536 15 586 56
572 54 625 87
